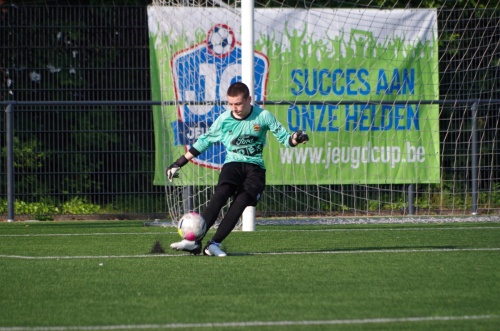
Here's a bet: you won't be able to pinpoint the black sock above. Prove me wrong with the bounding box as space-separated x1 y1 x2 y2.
211 192 253 243
200 183 237 242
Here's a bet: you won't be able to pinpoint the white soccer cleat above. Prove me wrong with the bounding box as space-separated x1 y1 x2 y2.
204 241 227 257
170 239 201 255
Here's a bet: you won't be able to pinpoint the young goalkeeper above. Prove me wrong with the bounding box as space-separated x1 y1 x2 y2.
167 82 309 256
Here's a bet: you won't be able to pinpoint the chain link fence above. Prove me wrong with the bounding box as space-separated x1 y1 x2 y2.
1 4 499 220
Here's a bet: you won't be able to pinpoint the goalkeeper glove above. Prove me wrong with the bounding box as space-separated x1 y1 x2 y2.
292 130 309 146
166 155 189 182
166 163 180 182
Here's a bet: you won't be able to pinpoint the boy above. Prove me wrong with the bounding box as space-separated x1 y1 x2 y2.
168 82 309 256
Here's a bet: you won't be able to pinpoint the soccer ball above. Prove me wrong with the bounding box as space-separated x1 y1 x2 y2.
207 24 235 56
178 212 206 241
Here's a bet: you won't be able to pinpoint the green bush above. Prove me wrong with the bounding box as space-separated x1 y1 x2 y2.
61 197 100 215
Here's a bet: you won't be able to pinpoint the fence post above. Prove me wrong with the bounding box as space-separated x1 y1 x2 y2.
407 184 415 215
182 186 195 214
5 104 15 222
471 102 479 215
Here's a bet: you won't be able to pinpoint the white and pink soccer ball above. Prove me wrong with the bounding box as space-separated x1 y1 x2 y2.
177 212 206 241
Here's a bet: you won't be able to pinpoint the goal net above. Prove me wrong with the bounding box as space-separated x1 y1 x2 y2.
148 0 500 224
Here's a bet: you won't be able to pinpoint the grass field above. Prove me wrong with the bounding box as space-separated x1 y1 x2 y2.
0 220 499 331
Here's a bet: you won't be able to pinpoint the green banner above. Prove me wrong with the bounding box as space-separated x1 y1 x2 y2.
148 8 440 185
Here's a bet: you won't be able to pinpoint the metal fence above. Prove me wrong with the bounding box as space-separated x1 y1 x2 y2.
1 5 499 220
1 5 162 220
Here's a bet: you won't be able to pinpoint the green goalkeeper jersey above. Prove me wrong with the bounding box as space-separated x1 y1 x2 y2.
192 105 293 169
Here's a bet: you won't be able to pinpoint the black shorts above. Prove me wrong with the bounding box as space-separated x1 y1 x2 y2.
217 162 266 206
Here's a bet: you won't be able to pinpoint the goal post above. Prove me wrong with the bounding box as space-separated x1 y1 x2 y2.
241 0 257 231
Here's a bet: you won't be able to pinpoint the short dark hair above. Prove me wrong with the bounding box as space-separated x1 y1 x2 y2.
227 82 250 99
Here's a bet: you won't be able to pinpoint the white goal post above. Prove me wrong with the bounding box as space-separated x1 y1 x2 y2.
240 0 257 231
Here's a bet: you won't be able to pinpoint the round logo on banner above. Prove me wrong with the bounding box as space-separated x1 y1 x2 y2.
206 24 236 57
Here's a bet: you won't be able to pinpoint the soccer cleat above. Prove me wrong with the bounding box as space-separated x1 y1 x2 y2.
203 240 227 257
170 239 202 255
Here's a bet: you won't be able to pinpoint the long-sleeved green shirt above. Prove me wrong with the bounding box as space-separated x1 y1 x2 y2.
192 105 293 169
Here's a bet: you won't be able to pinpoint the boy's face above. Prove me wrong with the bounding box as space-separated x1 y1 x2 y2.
227 94 252 119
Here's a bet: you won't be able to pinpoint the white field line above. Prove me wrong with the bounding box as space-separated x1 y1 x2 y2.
0 232 170 237
1 247 500 260
1 226 500 237
0 315 498 331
